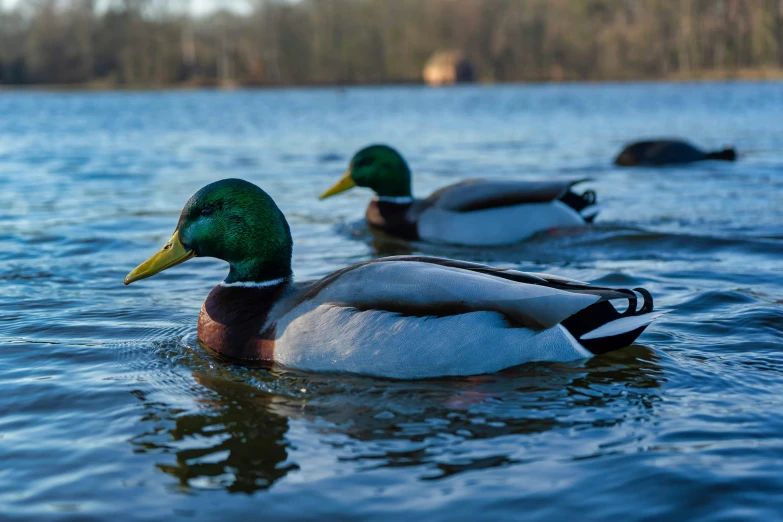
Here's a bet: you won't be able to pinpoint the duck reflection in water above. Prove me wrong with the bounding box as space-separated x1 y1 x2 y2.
130 343 663 491
130 372 296 494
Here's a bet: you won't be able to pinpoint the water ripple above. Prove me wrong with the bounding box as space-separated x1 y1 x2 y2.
0 84 781 521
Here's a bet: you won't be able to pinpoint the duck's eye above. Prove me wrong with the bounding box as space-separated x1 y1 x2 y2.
355 158 373 169
201 207 213 217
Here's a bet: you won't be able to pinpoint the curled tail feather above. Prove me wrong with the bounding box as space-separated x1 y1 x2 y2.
561 287 656 355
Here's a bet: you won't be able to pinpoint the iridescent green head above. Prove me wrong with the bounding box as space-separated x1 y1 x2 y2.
320 145 412 200
125 179 292 285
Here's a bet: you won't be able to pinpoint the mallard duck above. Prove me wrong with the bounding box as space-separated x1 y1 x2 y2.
615 139 736 166
125 179 659 379
319 145 598 246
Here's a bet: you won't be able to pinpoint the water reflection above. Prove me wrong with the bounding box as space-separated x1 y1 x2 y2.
131 343 662 493
131 372 296 494
369 230 416 256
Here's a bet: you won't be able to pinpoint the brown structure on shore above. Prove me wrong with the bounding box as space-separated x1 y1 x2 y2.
423 51 475 86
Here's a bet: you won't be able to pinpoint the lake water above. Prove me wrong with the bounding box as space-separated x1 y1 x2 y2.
0 83 781 521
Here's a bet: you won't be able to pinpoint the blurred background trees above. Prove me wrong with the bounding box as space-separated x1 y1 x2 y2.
1 0 783 86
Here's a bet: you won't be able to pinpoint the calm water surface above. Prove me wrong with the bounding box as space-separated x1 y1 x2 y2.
1 83 782 520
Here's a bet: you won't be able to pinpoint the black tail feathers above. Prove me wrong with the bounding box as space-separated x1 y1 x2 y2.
560 189 597 219
706 147 737 162
561 288 655 355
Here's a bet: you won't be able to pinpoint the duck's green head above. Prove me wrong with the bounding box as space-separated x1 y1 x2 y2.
124 179 292 286
320 144 412 200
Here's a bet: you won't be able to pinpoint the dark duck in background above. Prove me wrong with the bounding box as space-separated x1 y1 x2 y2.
615 139 737 166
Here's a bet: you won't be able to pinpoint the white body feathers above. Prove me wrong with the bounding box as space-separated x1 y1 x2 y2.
417 200 588 246
274 305 590 379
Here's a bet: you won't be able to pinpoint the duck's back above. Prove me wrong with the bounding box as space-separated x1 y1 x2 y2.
615 140 706 166
427 179 578 211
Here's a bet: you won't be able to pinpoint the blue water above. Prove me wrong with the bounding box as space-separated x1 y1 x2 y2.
0 83 781 520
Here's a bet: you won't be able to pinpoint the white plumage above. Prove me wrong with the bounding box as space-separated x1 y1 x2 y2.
274 305 591 379
418 200 587 246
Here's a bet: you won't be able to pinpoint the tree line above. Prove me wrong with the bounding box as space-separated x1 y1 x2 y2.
2 0 783 87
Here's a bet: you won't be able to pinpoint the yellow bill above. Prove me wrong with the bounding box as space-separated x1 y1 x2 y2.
319 170 356 200
124 230 196 285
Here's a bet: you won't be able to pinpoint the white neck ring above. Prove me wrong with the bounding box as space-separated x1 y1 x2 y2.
220 276 289 288
376 196 414 204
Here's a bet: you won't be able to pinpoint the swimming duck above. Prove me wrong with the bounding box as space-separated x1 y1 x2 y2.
615 139 736 166
319 145 598 246
125 179 658 379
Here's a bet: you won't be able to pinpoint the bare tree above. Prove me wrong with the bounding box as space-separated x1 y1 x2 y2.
2 0 783 87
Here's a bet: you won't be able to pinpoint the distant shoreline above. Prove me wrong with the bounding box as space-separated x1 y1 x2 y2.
2 68 782 92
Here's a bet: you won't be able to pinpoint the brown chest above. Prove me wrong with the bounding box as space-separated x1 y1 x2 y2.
365 200 419 240
196 283 286 362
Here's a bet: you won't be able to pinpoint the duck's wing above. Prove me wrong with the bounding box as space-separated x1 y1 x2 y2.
287 256 655 353
426 179 591 212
